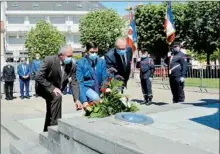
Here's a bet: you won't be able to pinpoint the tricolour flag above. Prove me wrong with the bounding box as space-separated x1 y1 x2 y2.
164 1 175 45
127 11 137 53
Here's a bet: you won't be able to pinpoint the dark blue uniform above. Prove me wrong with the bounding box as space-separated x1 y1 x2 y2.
137 57 155 103
168 51 187 103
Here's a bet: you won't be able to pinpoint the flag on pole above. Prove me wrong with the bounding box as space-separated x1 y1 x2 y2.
127 10 137 53
164 1 175 45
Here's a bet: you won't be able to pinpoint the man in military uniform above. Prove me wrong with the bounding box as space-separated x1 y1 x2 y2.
137 48 155 105
168 42 187 103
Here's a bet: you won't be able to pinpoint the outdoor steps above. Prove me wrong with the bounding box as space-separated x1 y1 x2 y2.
10 140 52 154
39 127 61 154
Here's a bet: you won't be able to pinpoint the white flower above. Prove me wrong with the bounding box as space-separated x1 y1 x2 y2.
127 102 131 108
120 97 127 107
106 88 112 93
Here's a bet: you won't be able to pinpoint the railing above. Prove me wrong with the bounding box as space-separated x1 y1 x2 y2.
134 65 220 93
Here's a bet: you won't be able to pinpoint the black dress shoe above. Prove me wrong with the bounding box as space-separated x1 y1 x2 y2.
25 96 30 99
20 96 24 100
5 98 10 100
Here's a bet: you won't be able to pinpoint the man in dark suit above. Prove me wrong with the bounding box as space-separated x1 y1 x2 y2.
35 44 82 132
105 37 133 91
2 61 16 100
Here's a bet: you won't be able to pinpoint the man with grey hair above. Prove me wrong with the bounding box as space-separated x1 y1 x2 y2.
105 37 133 93
35 44 82 132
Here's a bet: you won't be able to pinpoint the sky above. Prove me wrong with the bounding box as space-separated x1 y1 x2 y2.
101 2 162 16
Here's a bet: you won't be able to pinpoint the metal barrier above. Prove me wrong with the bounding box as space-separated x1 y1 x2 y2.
133 64 220 93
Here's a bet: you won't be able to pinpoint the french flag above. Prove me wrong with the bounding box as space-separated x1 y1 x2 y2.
127 11 137 53
164 1 175 45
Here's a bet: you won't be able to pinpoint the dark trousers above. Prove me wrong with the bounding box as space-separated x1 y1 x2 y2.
19 78 30 97
141 78 153 101
42 93 62 132
5 81 14 99
169 76 185 103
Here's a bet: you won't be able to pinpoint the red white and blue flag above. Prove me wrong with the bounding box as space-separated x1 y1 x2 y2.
164 1 175 45
127 11 137 53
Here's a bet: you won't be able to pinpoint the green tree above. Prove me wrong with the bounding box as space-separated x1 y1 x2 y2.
184 2 220 65
135 3 187 63
25 20 65 60
79 9 124 55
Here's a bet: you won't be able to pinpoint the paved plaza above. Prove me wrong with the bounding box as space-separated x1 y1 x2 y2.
1 79 219 154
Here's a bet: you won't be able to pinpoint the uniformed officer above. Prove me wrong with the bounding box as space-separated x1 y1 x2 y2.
168 42 187 103
137 48 155 105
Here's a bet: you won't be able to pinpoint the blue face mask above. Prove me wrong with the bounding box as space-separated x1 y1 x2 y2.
117 49 127 56
63 57 72 65
89 53 98 61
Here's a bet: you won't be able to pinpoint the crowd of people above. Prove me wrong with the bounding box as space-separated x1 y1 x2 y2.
1 37 187 131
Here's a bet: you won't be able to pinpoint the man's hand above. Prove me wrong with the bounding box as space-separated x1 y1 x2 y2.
53 88 62 96
180 77 184 82
75 100 83 110
23 76 27 79
149 77 153 82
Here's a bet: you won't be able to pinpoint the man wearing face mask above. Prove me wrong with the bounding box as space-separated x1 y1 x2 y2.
105 37 133 92
136 48 155 105
35 44 81 132
17 58 31 99
31 53 42 97
76 42 108 111
168 41 187 103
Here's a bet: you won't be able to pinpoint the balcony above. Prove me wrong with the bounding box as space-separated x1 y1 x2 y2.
6 22 79 33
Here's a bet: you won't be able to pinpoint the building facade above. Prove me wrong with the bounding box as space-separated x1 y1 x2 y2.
1 1 105 64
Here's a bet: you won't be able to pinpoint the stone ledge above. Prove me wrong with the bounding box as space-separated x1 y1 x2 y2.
58 116 214 154
10 140 52 154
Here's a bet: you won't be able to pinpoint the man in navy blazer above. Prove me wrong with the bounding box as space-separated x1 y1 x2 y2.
105 37 133 91
17 58 31 99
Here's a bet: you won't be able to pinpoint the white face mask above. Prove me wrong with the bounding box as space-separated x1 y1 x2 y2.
141 54 147 58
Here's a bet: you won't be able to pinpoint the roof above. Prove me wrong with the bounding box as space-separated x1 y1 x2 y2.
7 1 106 11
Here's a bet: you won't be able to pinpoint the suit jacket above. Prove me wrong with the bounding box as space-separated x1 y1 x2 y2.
32 59 42 73
105 46 133 85
17 63 31 80
35 55 79 101
76 56 108 103
3 65 16 82
137 57 155 79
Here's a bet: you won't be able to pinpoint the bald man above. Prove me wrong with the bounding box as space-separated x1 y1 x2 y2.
35 44 82 132
105 37 133 91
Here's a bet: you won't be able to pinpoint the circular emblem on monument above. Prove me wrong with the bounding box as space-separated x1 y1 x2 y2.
115 112 154 125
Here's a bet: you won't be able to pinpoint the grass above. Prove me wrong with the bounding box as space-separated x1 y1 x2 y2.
153 77 219 89
185 78 219 88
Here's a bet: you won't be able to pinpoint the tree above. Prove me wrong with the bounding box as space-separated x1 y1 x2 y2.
135 3 187 63
184 2 220 65
79 9 124 55
25 20 65 60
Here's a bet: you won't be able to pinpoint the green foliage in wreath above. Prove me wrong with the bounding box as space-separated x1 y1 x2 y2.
85 79 139 118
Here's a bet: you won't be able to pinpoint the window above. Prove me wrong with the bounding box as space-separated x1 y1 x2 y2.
8 36 24 44
73 35 81 43
12 3 18 8
72 16 83 24
29 16 45 24
65 35 74 43
32 3 39 10
76 4 82 8
50 16 65 24
7 16 25 24
56 3 62 7
93 4 99 8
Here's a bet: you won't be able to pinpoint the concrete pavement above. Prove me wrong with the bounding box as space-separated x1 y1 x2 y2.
1 79 219 153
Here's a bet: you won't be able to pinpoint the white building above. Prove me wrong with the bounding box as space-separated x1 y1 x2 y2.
1 1 106 63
